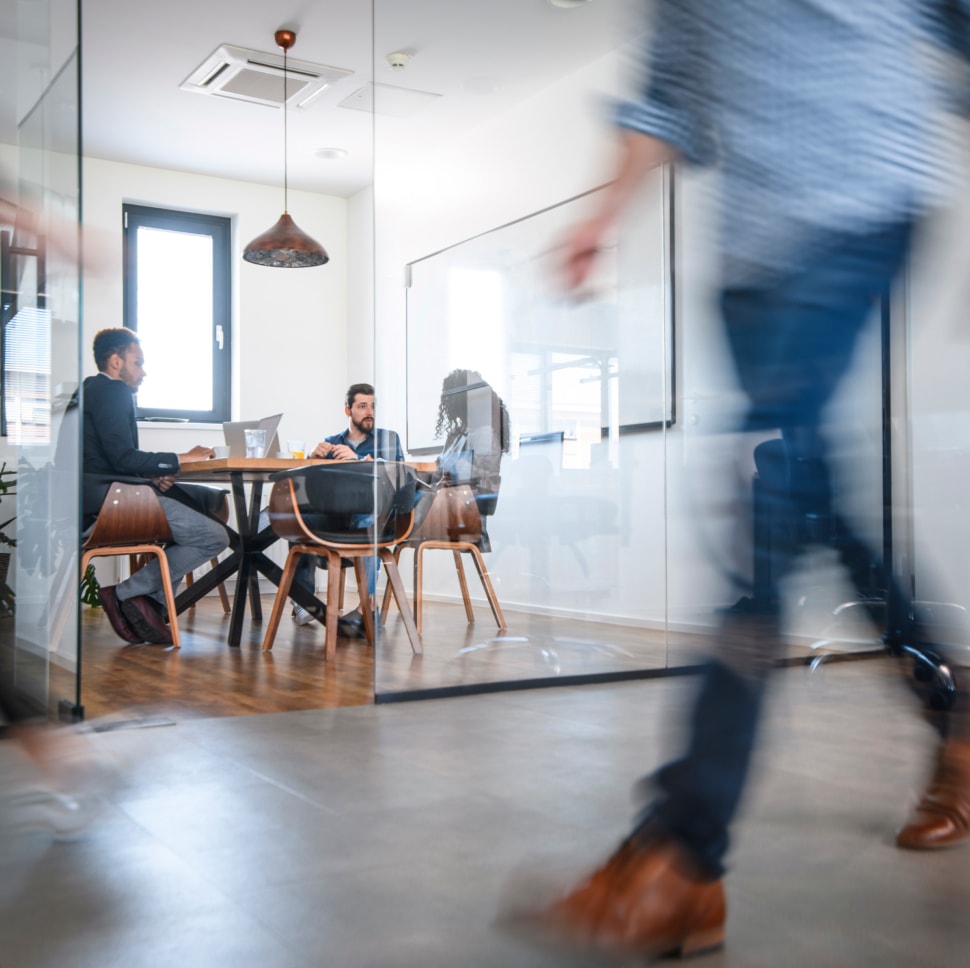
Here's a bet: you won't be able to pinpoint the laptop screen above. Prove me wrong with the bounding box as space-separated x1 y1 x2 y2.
438 449 473 483
222 413 283 458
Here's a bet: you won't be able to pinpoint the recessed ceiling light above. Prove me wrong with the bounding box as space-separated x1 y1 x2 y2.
548 0 592 8
314 147 348 160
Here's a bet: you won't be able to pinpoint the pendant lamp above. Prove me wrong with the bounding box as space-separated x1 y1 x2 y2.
243 29 329 268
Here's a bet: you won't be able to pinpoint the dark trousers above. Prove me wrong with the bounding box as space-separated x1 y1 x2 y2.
641 221 923 876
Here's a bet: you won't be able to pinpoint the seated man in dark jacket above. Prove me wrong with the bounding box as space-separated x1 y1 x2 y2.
83 327 228 645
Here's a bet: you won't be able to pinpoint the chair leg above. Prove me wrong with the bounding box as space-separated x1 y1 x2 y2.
414 544 426 635
150 548 181 648
380 548 422 655
215 561 231 613
339 564 347 611
83 546 182 646
452 550 476 623
466 546 507 630
354 557 376 645
248 570 263 621
182 559 230 613
324 551 341 662
380 544 404 625
261 548 302 651
129 552 150 575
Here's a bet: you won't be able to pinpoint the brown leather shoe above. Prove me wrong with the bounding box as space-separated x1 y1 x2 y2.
120 595 173 645
517 836 725 960
897 740 970 849
98 585 144 644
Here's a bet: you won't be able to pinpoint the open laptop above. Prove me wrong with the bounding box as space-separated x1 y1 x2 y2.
438 448 473 484
222 413 283 458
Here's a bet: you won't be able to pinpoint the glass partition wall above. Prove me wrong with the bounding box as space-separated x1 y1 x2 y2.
372 1 674 699
0 0 82 721
371 0 892 702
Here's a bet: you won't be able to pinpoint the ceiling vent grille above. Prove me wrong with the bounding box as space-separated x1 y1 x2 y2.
180 44 353 109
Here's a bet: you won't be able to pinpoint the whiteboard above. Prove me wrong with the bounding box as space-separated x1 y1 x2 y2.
405 170 674 454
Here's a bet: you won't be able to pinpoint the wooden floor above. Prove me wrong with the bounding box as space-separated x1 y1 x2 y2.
79 588 875 723
79 593 688 722
80 597 376 721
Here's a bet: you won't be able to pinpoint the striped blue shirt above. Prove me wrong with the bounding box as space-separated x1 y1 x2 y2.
616 0 969 282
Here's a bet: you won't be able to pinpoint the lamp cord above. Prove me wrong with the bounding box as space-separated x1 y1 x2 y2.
283 44 288 214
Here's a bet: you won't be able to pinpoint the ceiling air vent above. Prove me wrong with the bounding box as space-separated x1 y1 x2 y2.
180 44 353 109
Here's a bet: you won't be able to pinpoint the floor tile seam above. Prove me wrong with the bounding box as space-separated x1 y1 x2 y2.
50 818 249 904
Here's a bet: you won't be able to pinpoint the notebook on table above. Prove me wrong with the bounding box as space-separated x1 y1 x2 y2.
222 413 283 458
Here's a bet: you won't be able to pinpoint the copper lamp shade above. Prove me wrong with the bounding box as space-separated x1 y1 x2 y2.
242 29 329 269
242 213 328 267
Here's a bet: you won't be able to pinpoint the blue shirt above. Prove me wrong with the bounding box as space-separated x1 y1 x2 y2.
325 427 404 462
616 0 967 282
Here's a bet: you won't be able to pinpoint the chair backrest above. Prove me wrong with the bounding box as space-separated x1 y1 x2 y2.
269 462 417 546
476 474 501 518
409 482 483 544
82 481 172 550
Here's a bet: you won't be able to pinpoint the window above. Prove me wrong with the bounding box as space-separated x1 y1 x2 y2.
122 204 231 422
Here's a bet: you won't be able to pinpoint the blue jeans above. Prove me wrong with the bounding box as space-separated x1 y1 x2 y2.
640 221 918 876
292 510 378 605
293 554 378 601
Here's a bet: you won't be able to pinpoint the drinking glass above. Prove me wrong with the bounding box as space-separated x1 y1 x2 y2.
244 428 267 458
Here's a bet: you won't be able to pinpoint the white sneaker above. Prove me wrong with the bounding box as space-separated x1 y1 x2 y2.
292 605 314 626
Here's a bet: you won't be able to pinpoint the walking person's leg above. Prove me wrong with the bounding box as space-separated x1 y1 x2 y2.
528 223 933 958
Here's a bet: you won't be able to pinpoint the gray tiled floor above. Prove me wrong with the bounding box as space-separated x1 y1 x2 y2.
2 658 969 967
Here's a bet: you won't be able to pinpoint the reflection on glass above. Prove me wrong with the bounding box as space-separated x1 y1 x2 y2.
1 12 82 720
374 0 671 699
3 307 51 444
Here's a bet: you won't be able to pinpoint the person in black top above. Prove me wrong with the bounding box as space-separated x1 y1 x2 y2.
83 327 228 644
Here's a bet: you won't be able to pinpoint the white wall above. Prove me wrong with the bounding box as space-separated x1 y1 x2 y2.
76 36 948 641
368 51 736 634
82 157 350 452
905 127 970 622
364 30 907 643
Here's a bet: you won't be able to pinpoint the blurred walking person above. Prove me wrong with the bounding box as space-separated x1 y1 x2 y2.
521 1 970 960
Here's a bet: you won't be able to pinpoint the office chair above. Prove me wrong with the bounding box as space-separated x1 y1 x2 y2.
261 462 421 660
81 481 181 648
383 478 506 635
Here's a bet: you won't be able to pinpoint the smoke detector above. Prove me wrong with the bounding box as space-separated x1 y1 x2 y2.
181 43 353 108
386 51 412 70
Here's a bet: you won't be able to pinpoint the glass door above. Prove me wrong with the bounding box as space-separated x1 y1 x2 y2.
372 0 672 699
0 0 82 721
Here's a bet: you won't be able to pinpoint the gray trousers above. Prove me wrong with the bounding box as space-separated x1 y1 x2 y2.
116 496 228 606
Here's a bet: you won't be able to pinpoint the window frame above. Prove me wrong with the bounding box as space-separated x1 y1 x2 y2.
122 203 231 423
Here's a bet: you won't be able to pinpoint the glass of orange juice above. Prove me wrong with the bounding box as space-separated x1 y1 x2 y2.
287 439 306 460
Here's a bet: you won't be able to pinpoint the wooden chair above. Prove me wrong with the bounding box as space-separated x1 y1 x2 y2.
383 481 506 634
81 481 181 648
261 463 422 661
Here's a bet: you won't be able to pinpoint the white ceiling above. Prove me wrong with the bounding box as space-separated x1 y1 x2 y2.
75 0 639 198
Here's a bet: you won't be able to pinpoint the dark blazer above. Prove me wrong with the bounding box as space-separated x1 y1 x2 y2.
82 373 213 527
